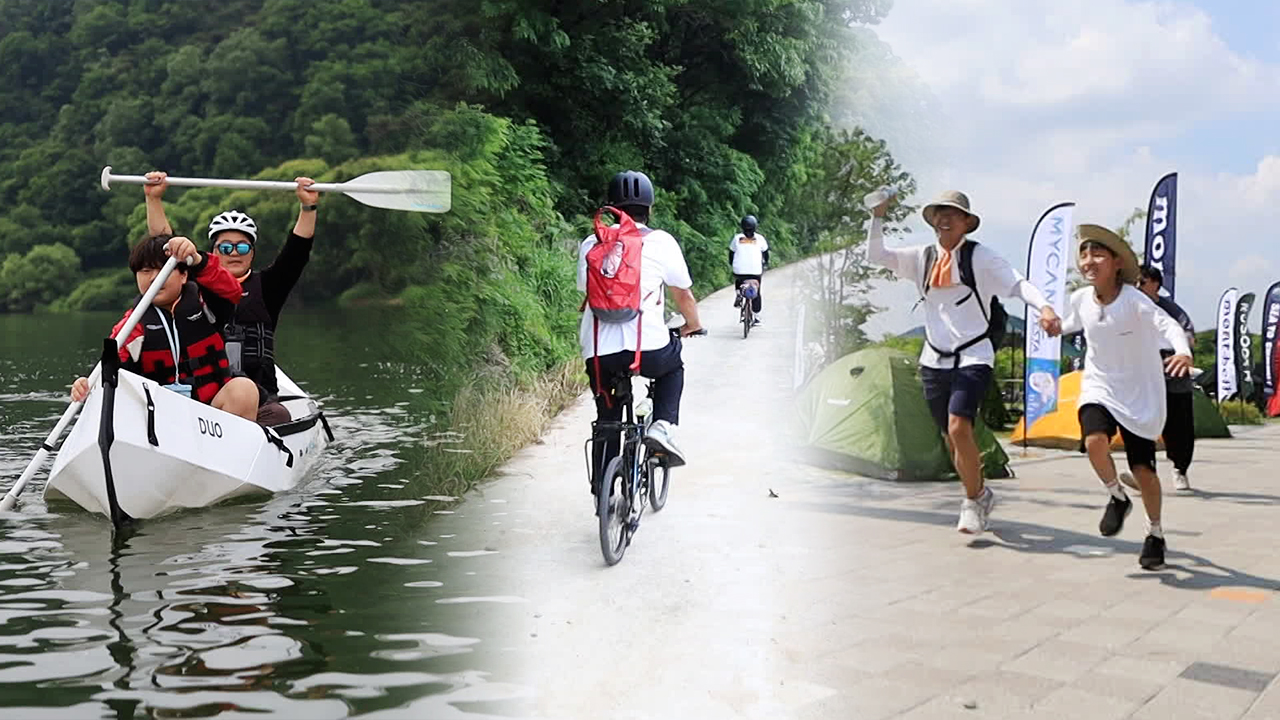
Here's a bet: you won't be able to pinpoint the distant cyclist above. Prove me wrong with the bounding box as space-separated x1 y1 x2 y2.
730 215 769 325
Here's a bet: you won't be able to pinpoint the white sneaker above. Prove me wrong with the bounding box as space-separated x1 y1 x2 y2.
1119 472 1141 493
978 486 995 519
643 420 687 468
957 488 992 535
1173 471 1191 492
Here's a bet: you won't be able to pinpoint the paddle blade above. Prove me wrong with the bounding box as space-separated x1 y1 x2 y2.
340 170 452 213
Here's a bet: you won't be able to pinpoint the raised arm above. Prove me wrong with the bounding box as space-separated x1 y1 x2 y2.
144 171 173 236
865 215 917 277
291 177 317 240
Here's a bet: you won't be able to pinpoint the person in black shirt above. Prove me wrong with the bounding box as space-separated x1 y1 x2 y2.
1138 265 1196 492
144 171 318 426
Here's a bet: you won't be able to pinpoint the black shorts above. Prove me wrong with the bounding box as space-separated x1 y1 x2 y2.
1078 403 1156 471
919 364 992 433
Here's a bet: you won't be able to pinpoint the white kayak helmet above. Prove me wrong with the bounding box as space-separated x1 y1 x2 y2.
208 210 258 243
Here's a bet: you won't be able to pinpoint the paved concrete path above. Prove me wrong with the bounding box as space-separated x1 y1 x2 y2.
428 258 1280 720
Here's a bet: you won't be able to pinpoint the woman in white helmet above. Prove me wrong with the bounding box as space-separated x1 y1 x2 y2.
144 171 319 426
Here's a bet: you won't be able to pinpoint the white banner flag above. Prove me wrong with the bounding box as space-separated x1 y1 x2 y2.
1023 202 1075 428
1217 287 1239 401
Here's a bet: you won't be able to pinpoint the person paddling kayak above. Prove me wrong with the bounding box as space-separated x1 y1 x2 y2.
143 171 318 426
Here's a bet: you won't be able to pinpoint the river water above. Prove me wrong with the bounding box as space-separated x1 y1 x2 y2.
0 310 529 718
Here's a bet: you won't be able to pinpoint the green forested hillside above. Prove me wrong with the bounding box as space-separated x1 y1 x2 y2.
0 0 912 393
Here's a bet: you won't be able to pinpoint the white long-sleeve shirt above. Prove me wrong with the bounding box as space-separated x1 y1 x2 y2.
1061 284 1194 440
866 217 1051 369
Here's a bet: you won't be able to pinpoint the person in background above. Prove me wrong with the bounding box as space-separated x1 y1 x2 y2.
1137 265 1197 492
729 215 769 324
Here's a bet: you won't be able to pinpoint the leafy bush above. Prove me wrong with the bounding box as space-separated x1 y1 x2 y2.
54 269 136 312
1219 399 1264 426
0 243 81 312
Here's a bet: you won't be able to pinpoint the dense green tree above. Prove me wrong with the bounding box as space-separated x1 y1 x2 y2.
0 0 919 404
0 243 82 312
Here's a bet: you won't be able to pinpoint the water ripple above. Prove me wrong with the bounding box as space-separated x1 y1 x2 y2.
0 310 532 718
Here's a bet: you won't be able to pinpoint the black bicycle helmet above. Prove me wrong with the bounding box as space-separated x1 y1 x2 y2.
607 170 655 208
741 215 758 234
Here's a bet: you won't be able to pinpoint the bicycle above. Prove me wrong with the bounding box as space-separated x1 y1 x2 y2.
737 279 760 339
584 328 705 566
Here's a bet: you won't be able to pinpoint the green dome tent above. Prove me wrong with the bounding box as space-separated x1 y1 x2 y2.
1191 388 1232 438
795 347 1011 481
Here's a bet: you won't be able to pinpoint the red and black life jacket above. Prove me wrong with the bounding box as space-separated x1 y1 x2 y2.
123 282 233 404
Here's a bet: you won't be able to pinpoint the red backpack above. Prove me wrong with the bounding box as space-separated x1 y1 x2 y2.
583 206 652 402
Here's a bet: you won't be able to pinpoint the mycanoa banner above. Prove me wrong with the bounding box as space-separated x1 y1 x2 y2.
1022 202 1075 430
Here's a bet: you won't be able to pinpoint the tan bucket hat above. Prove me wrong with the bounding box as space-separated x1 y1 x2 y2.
922 190 981 234
1076 223 1140 284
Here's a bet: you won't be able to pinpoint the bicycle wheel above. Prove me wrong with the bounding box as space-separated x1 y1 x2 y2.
598 456 630 565
742 305 751 338
647 458 670 512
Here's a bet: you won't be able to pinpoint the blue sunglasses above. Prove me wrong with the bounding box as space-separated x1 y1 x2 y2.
216 241 254 256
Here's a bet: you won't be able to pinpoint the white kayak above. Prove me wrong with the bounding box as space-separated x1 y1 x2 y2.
44 367 330 520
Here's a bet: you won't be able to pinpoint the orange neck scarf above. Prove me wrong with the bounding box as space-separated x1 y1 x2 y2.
929 246 954 288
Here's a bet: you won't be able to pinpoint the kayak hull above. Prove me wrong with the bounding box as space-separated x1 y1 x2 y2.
45 367 328 519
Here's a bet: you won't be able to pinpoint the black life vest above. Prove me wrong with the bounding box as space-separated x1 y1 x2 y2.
224 272 279 395
130 282 233 404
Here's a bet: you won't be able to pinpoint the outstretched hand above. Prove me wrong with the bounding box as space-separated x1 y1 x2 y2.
1038 307 1062 337
1165 353 1193 377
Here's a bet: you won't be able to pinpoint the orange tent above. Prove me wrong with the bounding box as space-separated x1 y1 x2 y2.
1011 371 1159 450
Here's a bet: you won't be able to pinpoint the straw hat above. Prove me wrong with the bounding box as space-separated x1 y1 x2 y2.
922 190 981 234
1076 223 1140 284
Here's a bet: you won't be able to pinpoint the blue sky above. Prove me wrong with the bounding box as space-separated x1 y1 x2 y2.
850 0 1280 341
1207 3 1280 63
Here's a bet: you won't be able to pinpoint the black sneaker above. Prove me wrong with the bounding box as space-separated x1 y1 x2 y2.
733 296 743 308
1140 534 1166 570
1099 494 1132 536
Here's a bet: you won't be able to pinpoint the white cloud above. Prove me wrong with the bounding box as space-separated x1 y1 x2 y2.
877 0 1280 116
846 0 1280 337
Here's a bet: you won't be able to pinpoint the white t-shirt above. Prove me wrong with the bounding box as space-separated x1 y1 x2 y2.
577 225 693 359
866 217 1048 370
1061 284 1193 440
729 233 769 276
